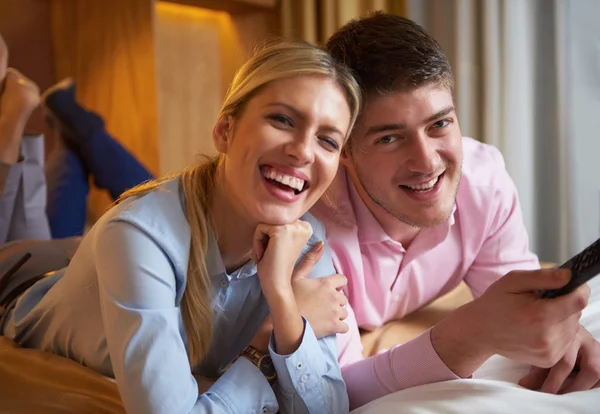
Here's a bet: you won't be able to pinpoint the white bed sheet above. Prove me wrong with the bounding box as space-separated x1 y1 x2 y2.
352 277 600 413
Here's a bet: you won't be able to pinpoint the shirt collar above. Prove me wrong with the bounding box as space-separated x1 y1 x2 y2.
346 173 457 245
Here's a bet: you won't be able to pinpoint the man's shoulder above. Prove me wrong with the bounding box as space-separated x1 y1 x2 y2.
457 137 518 221
460 137 508 186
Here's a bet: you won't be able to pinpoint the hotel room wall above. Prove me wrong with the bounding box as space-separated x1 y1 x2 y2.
154 2 280 175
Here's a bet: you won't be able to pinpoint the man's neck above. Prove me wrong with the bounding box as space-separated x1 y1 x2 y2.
349 173 422 248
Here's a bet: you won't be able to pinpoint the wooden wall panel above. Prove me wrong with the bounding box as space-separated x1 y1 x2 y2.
49 0 159 219
155 1 279 175
0 0 56 147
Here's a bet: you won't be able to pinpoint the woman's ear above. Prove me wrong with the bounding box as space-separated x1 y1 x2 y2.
213 115 234 154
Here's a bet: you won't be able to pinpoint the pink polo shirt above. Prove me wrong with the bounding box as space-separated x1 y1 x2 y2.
312 137 540 409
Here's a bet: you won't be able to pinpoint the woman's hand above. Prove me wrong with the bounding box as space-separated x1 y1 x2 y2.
252 220 313 295
291 242 349 338
251 220 313 355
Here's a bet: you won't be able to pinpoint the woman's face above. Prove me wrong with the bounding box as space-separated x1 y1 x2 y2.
213 75 352 225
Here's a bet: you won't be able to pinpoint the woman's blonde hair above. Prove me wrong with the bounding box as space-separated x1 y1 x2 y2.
118 41 361 368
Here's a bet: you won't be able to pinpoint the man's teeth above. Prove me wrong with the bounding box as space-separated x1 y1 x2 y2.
264 169 305 192
404 176 439 191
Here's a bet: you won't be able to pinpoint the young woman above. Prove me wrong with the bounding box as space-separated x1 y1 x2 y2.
0 41 360 413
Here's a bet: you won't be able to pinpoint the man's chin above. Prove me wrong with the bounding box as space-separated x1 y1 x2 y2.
400 208 454 229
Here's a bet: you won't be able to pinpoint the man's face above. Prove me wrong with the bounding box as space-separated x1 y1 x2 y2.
341 84 463 228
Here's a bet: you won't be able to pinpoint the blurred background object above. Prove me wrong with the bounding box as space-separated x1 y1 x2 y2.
0 0 597 263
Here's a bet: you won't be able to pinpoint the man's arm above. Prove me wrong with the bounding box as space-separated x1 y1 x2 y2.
464 146 540 297
0 67 48 243
338 304 460 410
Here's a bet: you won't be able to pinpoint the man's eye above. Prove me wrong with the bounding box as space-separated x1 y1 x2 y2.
376 135 398 145
432 119 451 129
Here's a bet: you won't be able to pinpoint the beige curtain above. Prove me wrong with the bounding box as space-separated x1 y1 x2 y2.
407 0 589 263
280 0 406 44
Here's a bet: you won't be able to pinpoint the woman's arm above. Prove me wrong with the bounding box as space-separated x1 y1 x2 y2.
253 217 349 414
95 220 280 414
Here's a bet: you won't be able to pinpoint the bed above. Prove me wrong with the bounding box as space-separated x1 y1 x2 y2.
0 269 598 413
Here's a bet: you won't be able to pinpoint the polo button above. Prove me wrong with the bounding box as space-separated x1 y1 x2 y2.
220 280 228 288
300 374 308 383
296 362 303 370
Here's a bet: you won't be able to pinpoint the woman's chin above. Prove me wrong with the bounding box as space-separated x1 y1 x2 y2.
252 205 304 226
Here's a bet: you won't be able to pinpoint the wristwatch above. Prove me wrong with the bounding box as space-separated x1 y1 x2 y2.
239 345 277 386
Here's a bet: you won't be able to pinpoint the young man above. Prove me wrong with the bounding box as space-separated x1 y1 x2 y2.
312 12 600 408
0 34 50 243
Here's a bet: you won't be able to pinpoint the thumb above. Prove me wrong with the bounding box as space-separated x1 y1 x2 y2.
502 268 571 293
292 241 324 281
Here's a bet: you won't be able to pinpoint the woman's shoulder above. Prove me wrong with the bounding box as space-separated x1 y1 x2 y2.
96 177 190 245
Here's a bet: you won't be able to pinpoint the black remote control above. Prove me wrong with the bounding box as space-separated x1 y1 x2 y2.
540 237 600 299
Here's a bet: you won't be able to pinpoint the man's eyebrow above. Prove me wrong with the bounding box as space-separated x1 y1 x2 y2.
265 102 344 136
365 123 406 136
365 106 456 136
423 106 455 124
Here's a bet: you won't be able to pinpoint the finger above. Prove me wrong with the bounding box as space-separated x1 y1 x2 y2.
291 241 324 280
335 320 349 334
518 366 550 390
537 290 588 325
326 273 347 290
540 347 578 394
252 225 271 263
503 268 572 294
338 306 348 321
336 291 348 307
559 348 600 394
559 367 600 393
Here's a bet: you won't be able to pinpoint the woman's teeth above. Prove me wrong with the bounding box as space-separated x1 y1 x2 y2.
403 176 439 192
263 169 305 193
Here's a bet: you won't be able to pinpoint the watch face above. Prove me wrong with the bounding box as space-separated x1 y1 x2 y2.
258 355 276 379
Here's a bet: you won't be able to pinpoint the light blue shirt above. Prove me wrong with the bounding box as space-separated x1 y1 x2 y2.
1 178 348 414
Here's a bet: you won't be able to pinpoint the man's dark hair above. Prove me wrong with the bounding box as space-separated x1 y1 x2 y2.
326 12 454 97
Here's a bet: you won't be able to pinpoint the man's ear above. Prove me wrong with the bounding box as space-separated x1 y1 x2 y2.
339 145 352 167
213 115 234 153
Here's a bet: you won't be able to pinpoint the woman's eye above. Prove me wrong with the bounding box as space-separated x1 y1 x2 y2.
268 114 294 127
319 136 340 151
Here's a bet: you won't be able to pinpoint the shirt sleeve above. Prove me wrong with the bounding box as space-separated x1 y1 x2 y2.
0 161 23 244
267 223 349 414
270 318 347 414
464 154 540 298
94 220 279 414
338 304 460 410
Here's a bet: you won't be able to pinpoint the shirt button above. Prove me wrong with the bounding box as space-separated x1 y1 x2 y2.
300 374 308 383
296 362 303 370
220 280 228 288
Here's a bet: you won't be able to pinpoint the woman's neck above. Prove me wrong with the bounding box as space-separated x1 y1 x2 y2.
210 169 256 273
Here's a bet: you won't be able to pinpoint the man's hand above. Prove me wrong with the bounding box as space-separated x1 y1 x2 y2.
519 326 600 393
431 268 590 378
291 242 349 338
